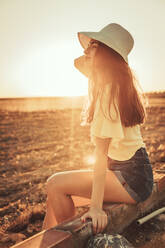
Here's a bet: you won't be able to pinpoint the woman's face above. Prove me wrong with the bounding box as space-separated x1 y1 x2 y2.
84 39 99 61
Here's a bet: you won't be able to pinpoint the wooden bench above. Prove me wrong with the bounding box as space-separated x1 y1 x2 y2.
11 172 165 248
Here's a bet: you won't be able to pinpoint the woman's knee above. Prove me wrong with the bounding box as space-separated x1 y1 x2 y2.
46 172 64 194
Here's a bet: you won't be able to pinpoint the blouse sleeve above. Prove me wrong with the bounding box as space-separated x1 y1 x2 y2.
90 85 124 144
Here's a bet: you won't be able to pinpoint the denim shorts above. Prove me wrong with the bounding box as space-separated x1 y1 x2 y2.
107 147 154 203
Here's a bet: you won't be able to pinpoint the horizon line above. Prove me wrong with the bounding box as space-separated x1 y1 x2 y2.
0 95 87 100
0 90 165 100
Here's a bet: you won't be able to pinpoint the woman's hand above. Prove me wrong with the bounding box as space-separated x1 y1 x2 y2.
80 207 108 234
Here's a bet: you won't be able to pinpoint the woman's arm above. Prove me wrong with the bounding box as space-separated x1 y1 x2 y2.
81 136 111 234
90 136 111 210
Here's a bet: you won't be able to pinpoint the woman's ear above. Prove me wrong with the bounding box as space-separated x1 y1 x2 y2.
74 55 91 78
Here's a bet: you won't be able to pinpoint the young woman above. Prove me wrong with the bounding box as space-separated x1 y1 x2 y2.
42 23 153 235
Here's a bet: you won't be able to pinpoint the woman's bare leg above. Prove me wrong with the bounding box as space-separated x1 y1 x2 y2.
42 197 57 230
44 191 76 228
42 171 79 230
42 169 136 230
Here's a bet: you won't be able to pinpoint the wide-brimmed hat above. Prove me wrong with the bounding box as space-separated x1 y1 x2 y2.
77 23 134 63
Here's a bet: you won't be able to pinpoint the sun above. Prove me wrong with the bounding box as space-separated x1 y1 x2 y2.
12 44 88 97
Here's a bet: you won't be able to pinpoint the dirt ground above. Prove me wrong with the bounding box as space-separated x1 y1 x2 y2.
0 102 165 247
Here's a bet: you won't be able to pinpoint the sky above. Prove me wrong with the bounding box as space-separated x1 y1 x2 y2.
0 0 165 98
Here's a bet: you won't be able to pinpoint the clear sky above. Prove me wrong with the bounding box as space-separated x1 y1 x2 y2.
0 0 165 97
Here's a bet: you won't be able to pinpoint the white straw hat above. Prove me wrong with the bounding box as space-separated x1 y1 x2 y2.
78 23 134 63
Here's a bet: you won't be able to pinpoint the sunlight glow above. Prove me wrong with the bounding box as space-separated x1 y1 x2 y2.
83 155 96 165
12 43 88 97
1 0 165 98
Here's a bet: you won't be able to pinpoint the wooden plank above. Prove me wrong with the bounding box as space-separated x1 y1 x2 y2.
11 229 72 248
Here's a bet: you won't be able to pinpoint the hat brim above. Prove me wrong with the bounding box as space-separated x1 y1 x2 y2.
77 32 128 63
78 32 103 49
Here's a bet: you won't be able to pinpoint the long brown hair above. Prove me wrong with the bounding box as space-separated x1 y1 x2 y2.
80 41 147 127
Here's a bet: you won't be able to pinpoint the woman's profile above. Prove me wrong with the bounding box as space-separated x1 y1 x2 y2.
42 23 153 235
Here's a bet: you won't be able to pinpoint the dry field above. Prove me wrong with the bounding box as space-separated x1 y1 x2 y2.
0 96 165 247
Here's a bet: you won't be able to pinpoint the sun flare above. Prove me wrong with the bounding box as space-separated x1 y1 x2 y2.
83 155 96 165
12 44 88 97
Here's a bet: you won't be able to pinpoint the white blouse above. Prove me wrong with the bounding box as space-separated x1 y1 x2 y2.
90 84 145 161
